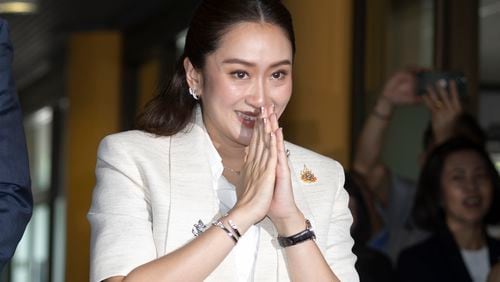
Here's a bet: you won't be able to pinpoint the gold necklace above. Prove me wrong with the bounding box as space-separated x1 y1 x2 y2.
223 166 241 175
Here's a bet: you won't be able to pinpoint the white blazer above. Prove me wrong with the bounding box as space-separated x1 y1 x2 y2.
88 109 359 282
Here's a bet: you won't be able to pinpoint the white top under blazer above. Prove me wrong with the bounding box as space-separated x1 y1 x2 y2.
88 107 359 282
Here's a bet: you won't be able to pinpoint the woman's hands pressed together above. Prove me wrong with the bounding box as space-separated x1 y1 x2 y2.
232 105 278 226
231 105 305 236
232 105 340 281
266 107 306 236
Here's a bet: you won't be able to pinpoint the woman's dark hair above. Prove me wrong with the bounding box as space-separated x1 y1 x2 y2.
137 0 295 136
344 171 373 244
413 137 500 232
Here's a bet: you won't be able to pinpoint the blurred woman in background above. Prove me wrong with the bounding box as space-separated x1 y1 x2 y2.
397 138 500 282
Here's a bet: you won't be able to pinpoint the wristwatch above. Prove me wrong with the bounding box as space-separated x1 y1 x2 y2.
277 219 316 248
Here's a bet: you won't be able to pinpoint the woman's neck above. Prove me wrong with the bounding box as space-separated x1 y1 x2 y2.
216 144 246 171
447 219 486 250
215 144 246 188
202 117 246 171
206 131 246 170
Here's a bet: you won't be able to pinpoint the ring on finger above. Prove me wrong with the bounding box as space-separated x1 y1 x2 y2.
434 100 444 109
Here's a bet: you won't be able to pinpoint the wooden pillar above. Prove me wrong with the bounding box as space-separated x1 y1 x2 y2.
137 59 160 112
282 0 353 166
435 0 479 112
364 0 389 98
66 32 122 282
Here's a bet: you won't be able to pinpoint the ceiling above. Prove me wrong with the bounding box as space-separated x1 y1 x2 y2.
1 0 199 90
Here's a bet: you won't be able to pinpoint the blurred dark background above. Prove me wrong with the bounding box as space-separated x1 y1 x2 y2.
4 0 199 114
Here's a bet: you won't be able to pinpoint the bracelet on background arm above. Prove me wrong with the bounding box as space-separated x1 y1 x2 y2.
371 95 393 121
371 109 391 121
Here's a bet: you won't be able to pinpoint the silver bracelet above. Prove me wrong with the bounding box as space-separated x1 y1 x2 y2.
227 219 242 238
212 220 238 244
192 220 207 237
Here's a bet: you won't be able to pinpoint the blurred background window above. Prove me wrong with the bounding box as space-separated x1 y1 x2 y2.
4 106 66 282
479 0 500 173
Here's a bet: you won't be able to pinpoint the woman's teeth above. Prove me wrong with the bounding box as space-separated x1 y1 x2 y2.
237 112 257 121
463 196 481 207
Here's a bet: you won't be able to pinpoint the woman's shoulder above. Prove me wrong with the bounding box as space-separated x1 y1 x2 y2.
100 129 165 144
98 130 172 159
487 234 500 258
397 233 443 264
395 235 442 282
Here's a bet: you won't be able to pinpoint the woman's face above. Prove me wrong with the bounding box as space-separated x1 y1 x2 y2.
441 150 493 227
194 22 293 147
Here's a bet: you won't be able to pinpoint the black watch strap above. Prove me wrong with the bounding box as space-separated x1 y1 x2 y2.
277 219 316 248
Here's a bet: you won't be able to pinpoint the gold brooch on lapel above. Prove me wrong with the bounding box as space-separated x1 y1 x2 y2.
300 165 317 184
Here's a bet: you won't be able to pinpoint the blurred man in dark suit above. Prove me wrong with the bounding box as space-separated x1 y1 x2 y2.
0 18 32 271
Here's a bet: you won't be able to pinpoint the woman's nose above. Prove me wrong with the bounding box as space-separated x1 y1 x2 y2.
463 177 480 192
246 80 271 108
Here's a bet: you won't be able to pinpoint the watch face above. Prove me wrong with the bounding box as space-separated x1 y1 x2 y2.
277 219 316 248
305 219 312 230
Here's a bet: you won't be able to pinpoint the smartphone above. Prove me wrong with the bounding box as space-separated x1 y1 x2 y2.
416 71 468 97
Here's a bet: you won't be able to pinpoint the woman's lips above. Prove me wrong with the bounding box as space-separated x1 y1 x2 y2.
462 196 482 208
236 111 259 128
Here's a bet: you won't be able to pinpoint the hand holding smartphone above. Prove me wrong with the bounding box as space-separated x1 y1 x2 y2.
416 71 468 97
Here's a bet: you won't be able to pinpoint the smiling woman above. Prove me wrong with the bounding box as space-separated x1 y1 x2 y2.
87 0 358 281
397 138 500 282
186 22 293 147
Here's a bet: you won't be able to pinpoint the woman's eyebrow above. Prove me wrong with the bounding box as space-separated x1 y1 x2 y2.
221 58 256 66
221 58 292 68
269 59 292 68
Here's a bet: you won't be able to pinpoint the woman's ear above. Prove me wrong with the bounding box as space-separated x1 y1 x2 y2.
184 57 203 96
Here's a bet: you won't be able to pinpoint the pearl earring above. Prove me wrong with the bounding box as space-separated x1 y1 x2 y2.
188 88 199 100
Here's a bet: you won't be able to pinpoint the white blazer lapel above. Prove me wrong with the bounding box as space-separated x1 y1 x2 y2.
165 111 237 280
165 124 218 252
254 146 321 281
287 153 314 226
286 145 333 250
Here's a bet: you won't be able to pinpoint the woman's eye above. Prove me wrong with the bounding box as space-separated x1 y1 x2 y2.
231 71 249 79
271 71 286 80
